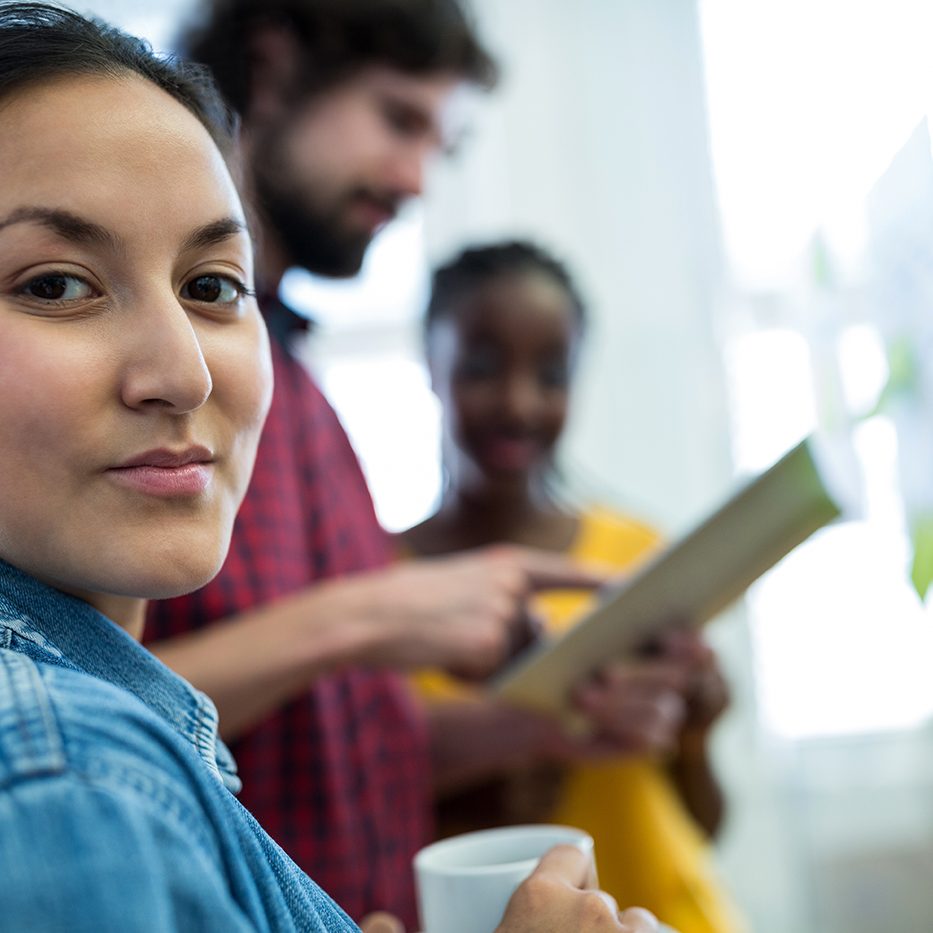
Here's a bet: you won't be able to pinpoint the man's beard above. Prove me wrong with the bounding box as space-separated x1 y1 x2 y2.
253 172 372 279
251 127 400 279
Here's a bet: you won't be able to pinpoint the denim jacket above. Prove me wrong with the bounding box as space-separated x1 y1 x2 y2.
0 558 359 932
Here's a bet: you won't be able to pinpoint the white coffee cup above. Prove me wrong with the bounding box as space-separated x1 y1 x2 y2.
413 824 594 933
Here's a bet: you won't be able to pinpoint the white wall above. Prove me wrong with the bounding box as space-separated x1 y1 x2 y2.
426 0 734 532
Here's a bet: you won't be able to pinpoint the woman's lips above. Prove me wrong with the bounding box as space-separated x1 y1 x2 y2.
477 435 540 471
107 445 214 498
106 461 213 497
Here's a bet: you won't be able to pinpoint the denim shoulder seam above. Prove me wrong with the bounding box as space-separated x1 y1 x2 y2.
0 649 66 786
0 608 65 660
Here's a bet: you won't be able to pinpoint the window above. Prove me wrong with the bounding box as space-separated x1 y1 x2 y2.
282 208 443 532
701 0 933 737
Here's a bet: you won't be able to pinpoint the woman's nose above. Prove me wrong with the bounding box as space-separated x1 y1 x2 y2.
119 294 212 414
501 373 541 422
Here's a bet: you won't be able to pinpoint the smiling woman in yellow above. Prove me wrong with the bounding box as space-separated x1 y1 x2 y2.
401 241 745 933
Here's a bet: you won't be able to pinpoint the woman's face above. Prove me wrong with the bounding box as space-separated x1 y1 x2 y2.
428 270 579 493
0 74 272 622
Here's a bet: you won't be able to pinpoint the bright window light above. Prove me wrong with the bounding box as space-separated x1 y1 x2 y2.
702 0 933 739
724 328 933 738
317 356 441 533
699 0 933 286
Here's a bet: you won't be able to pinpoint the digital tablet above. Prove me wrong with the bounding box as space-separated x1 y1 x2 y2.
492 437 843 717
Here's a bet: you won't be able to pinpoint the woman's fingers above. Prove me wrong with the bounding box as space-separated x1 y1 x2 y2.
360 912 406 933
497 844 662 931
533 842 595 887
619 906 661 931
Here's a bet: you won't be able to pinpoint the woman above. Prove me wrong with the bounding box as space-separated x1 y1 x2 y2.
0 5 658 931
402 241 744 933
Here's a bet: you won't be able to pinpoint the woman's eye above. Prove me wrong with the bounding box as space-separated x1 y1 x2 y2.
21 273 94 302
457 349 501 382
182 274 244 304
539 362 570 389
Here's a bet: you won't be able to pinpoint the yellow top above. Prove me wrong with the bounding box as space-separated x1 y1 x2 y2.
415 507 744 933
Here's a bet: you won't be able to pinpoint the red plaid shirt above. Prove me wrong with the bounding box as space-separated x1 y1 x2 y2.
145 304 431 927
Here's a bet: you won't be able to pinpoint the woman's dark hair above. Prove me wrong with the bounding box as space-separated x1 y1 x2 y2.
0 2 236 154
425 239 587 335
182 0 498 117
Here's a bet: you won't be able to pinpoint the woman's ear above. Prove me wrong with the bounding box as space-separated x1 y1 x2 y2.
424 321 458 398
245 25 302 124
427 359 440 395
423 331 440 394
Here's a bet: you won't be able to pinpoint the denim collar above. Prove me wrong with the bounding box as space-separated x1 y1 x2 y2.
0 558 240 792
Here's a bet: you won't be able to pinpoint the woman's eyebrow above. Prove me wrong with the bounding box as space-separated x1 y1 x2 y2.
181 217 250 253
0 209 249 255
0 206 117 247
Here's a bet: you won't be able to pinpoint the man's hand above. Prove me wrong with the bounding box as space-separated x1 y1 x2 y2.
497 845 660 932
150 544 603 741
342 545 605 678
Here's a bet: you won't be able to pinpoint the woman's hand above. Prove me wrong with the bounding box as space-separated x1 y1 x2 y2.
570 658 690 757
568 629 729 758
360 847 661 933
360 912 406 933
497 845 660 932
669 632 730 737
